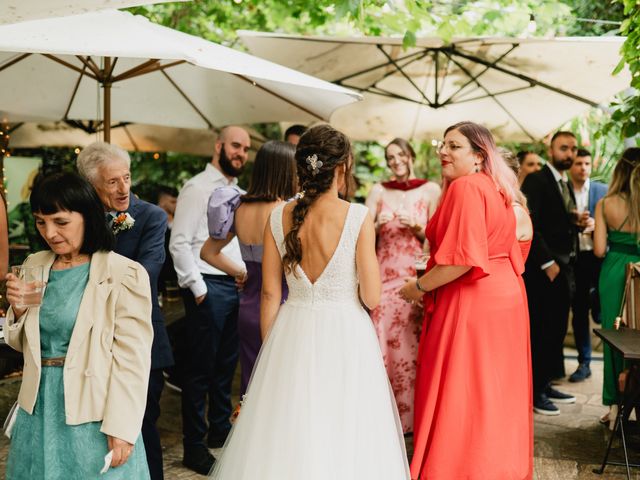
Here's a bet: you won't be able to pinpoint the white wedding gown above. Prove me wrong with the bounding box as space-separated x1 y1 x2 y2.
210 203 410 480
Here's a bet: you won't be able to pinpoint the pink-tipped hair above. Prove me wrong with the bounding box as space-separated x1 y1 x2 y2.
440 121 521 205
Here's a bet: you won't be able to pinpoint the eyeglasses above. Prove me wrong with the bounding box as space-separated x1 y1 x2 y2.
436 141 469 154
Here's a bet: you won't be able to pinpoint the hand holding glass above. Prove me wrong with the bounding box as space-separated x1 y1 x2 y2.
572 209 591 231
9 266 45 309
414 254 430 278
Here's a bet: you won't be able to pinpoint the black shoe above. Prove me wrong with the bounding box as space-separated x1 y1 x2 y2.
533 394 560 416
569 363 591 383
183 446 215 475
545 386 576 404
207 432 229 449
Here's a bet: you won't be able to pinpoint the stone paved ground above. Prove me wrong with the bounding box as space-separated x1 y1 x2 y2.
0 348 638 479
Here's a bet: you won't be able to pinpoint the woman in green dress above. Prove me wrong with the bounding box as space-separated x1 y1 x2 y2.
4 172 153 479
594 147 640 425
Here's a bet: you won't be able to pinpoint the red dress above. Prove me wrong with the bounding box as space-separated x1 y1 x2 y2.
411 174 533 480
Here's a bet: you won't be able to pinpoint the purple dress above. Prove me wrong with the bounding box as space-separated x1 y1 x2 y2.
208 186 288 394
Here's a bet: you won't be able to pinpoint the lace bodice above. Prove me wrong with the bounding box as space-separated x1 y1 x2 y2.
270 202 368 308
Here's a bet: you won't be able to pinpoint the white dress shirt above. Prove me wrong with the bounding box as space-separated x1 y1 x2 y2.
573 178 593 252
169 163 244 298
547 161 568 190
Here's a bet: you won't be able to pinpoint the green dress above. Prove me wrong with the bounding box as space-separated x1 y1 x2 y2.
599 220 640 406
6 263 150 480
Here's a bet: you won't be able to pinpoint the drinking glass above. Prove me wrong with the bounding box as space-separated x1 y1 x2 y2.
414 254 429 278
11 265 45 308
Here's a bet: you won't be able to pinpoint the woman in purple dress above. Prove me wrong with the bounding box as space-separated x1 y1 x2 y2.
201 140 297 394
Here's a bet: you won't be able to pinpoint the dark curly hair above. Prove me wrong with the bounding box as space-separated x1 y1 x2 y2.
282 124 352 275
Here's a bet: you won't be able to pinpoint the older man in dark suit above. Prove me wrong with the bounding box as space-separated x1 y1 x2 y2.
521 131 587 416
78 142 174 480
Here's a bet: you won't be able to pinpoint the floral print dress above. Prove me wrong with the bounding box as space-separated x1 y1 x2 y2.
370 186 431 433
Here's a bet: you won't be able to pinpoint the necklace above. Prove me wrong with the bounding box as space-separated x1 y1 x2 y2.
53 254 91 270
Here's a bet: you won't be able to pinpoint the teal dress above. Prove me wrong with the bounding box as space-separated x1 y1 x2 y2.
6 263 150 480
599 219 640 406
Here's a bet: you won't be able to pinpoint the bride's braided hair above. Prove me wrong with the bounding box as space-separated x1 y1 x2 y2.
283 124 352 275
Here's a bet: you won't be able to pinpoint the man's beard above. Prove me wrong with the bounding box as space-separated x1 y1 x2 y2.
552 156 573 171
219 145 244 178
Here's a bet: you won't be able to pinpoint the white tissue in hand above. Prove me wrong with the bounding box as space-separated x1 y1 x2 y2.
101 450 113 474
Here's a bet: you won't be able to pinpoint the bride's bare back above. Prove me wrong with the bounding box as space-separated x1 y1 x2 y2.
282 196 351 284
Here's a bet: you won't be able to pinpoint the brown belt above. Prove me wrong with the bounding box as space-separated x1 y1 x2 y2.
41 356 65 367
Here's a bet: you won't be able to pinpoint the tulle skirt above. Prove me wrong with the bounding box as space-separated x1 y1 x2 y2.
210 301 410 480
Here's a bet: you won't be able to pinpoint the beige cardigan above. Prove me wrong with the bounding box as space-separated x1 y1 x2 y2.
6 250 153 444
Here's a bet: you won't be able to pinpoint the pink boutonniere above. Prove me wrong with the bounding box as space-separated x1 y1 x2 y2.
112 212 135 234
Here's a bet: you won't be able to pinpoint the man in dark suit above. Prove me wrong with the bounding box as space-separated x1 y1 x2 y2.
568 149 608 382
78 142 174 480
521 131 586 416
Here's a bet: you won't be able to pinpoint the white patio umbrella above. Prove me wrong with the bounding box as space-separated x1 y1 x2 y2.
239 32 631 143
0 10 361 142
0 0 188 25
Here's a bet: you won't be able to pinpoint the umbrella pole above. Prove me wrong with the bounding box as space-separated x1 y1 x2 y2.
103 57 111 143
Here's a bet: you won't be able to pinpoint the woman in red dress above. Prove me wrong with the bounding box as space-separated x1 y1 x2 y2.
400 122 533 480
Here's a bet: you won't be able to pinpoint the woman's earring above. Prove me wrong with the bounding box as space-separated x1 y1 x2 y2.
474 163 480 173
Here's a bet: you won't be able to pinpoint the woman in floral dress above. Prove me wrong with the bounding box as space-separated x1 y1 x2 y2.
365 138 440 433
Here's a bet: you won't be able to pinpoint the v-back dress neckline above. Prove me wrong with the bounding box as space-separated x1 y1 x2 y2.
284 203 352 286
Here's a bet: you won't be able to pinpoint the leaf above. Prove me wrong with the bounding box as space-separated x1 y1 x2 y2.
402 30 417 49
436 21 455 43
484 10 501 22
612 56 627 76
335 0 360 19
625 120 639 138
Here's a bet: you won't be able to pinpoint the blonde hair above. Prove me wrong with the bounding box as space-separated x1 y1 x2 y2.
607 148 640 234
498 146 528 208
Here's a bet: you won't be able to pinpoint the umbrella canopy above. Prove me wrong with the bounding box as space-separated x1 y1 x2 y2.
0 0 188 25
7 121 265 157
0 10 360 142
239 32 631 142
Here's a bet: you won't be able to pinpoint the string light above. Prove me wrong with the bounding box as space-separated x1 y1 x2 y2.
1 120 10 208
527 14 537 34
0 118 10 316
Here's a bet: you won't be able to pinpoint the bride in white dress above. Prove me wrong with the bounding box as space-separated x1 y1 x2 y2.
210 124 410 480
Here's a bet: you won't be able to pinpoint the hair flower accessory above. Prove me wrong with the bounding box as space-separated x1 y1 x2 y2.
112 212 135 234
305 154 323 176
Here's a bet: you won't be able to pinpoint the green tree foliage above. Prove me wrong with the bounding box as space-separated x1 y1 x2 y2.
129 0 575 45
564 110 626 181
600 0 640 142
563 0 624 36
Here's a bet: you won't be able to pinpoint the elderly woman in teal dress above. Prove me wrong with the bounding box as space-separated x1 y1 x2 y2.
594 147 640 425
4 172 153 479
